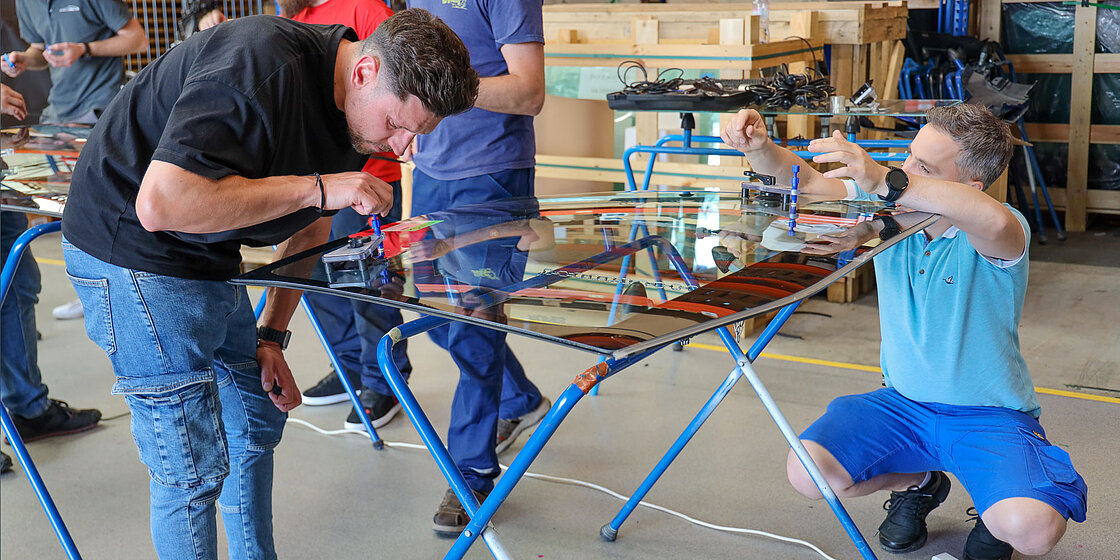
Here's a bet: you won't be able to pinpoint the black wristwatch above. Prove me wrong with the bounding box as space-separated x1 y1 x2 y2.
877 215 902 241
257 326 291 349
880 168 909 203
82 42 92 58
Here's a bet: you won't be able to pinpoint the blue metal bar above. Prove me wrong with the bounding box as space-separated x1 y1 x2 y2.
602 301 801 541
717 323 878 559
298 294 382 448
0 220 81 560
250 282 381 448
377 316 510 558
1 221 61 307
443 345 664 559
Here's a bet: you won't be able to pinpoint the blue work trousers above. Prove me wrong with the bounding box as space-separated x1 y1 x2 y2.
411 167 542 493
0 211 50 418
63 239 286 560
304 181 411 394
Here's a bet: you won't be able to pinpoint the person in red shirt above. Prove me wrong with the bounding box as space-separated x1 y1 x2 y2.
200 0 413 430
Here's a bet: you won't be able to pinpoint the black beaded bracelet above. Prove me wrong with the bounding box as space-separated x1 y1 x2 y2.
313 172 325 214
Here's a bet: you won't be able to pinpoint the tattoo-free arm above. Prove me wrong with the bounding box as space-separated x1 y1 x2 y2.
475 42 545 116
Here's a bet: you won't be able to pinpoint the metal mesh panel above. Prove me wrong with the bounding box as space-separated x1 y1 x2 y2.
125 0 269 75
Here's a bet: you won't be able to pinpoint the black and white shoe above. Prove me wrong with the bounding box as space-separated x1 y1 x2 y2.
301 367 361 406
344 388 402 431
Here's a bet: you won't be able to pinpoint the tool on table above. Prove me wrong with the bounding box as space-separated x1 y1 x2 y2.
322 232 387 289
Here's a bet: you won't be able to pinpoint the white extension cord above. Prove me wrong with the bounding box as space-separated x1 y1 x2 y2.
287 417 842 560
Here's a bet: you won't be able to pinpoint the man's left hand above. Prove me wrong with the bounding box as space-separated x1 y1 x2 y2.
43 43 86 68
257 342 302 412
807 131 889 196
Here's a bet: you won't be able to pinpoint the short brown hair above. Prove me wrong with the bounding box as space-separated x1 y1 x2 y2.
361 9 478 118
925 104 1014 189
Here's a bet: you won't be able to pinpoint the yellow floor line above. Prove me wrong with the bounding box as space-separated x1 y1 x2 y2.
35 257 65 266
687 342 1120 405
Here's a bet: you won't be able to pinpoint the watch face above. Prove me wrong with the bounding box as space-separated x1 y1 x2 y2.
888 168 908 190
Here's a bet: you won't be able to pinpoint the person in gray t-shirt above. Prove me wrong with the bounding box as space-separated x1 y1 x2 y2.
2 0 147 124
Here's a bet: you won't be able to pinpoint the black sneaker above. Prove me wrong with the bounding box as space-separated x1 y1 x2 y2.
878 471 952 553
432 487 490 538
302 367 362 406
495 396 551 455
10 400 101 443
963 509 1014 560
1 450 12 473
343 388 401 431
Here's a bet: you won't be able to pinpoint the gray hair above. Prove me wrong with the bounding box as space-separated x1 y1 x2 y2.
925 104 1014 190
360 9 478 118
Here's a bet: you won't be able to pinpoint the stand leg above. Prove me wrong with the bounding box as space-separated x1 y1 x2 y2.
251 290 382 448
378 316 511 559
602 302 799 540
0 220 81 559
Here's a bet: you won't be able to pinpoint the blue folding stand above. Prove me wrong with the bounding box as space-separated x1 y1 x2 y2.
375 220 878 558
0 220 81 560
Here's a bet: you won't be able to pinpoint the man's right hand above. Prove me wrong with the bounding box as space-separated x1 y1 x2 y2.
2 51 26 77
320 171 395 217
721 109 771 153
1 84 27 120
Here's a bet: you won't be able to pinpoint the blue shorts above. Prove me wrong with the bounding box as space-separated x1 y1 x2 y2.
801 388 1087 522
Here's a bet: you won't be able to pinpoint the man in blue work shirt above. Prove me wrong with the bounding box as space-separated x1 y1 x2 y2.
3 0 147 124
722 104 1086 560
405 0 551 537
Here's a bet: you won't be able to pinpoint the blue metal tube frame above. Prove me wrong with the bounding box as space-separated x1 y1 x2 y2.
443 344 664 559
0 220 82 560
251 291 382 448
376 315 510 559
601 302 802 541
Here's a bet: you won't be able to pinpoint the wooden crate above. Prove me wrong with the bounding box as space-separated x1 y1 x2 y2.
980 0 1120 227
543 2 906 46
826 261 875 303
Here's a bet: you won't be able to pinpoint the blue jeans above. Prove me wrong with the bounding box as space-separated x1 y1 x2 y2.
1 211 50 418
411 167 542 493
63 239 286 560
304 182 411 394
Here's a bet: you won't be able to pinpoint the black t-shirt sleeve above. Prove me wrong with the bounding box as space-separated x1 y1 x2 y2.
151 79 272 181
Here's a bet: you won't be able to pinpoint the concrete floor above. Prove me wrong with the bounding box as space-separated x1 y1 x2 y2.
2 224 1118 560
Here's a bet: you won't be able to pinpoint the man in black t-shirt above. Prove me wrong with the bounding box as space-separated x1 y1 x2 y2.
60 11 476 559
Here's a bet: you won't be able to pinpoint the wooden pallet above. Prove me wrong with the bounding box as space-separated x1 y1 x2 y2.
826 262 875 303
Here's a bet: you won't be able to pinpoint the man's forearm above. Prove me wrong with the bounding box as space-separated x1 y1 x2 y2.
137 161 319 233
89 19 148 57
476 74 544 116
21 45 48 70
746 140 846 198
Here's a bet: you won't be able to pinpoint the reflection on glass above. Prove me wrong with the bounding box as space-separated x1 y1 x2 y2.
236 190 935 355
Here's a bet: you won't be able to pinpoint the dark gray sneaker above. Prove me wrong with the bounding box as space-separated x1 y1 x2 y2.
343 388 401 431
302 367 362 406
1 450 12 473
878 471 952 553
495 396 551 455
432 487 489 538
11 400 101 442
963 509 1014 560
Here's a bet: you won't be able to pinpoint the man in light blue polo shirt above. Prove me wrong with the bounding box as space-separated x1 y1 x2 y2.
722 104 1086 560
3 0 147 124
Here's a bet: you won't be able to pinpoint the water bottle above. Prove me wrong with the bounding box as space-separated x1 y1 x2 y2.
753 0 770 43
